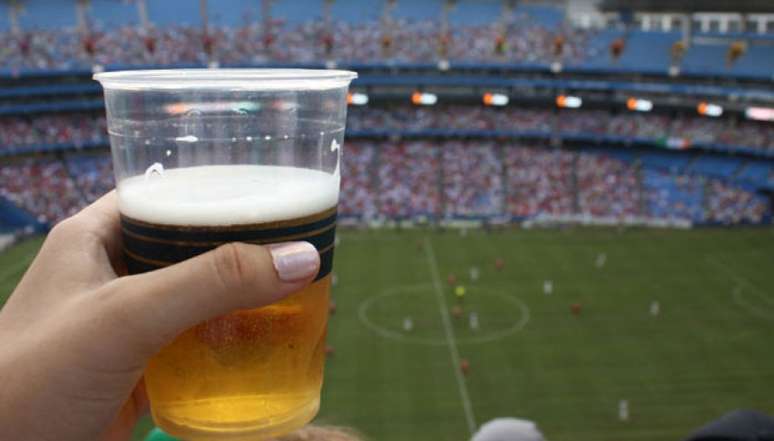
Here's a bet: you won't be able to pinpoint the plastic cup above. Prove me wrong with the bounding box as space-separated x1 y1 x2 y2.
94 69 356 440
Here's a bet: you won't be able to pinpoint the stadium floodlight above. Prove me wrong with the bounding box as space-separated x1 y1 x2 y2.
745 106 774 122
347 92 369 106
626 98 653 112
483 92 509 106
697 102 723 117
556 95 582 109
411 91 438 106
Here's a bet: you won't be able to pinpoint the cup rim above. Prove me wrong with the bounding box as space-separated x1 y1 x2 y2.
94 68 358 91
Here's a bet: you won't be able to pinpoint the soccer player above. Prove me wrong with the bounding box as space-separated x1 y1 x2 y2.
543 280 553 295
460 358 470 376
618 399 630 421
650 301 660 316
571 303 582 316
469 312 479 331
595 252 607 268
469 266 480 282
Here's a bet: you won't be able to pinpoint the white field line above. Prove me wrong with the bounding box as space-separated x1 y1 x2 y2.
706 255 774 305
705 255 774 320
423 236 477 436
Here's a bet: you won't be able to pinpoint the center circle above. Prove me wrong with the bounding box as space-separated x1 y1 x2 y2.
357 284 530 346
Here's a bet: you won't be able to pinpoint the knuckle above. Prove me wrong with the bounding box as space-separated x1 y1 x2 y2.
48 216 80 240
211 243 256 293
49 214 100 244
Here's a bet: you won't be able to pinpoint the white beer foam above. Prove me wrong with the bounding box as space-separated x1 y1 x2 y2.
118 165 339 225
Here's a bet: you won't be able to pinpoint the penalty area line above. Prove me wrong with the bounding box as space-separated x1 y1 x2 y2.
706 255 774 306
423 236 477 436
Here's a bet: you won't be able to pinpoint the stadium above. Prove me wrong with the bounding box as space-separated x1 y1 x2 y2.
0 0 773 440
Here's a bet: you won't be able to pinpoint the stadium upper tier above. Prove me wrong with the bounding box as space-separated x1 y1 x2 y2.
2 108 773 169
2 1 774 79
1 143 769 230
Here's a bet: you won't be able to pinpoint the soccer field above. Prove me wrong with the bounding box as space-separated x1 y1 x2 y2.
2 227 774 441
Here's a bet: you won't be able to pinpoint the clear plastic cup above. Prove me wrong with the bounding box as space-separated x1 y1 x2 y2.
94 69 357 440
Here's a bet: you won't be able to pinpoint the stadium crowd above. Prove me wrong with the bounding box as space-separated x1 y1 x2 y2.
442 142 504 217
339 143 378 219
2 15 591 69
505 146 574 217
642 170 706 221
2 108 772 153
377 142 441 218
1 143 768 226
347 106 774 152
576 153 641 218
0 114 107 148
0 157 84 224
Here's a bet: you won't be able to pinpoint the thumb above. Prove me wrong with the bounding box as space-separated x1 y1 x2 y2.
102 241 320 356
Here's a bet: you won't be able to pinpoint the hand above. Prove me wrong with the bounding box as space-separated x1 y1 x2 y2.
0 192 320 441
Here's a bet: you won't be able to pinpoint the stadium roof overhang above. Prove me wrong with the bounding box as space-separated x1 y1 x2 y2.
599 0 774 13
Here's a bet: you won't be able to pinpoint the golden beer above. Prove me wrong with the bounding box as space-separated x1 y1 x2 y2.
146 276 331 440
118 165 340 440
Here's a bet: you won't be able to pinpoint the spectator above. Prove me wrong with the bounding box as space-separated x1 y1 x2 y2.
0 144 768 226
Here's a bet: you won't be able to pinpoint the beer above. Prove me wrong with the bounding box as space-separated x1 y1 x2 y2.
118 165 338 440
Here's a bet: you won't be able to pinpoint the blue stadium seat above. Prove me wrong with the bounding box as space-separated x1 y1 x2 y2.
89 0 137 28
642 168 705 221
449 0 501 26
732 42 774 77
686 155 742 179
517 4 563 27
638 151 692 173
682 42 735 77
617 31 676 72
0 196 41 232
581 29 624 68
146 0 202 26
0 3 8 32
14 0 77 28
737 161 774 188
591 148 636 163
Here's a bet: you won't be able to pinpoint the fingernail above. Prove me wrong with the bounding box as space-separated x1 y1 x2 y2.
268 242 320 282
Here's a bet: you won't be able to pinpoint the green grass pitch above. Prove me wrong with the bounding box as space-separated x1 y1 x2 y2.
1 227 773 441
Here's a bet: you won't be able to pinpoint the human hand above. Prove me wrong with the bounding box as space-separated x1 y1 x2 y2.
0 192 320 441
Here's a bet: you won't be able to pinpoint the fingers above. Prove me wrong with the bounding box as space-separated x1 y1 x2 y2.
12 191 121 306
102 242 320 356
64 190 123 271
72 190 121 249
38 191 122 282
